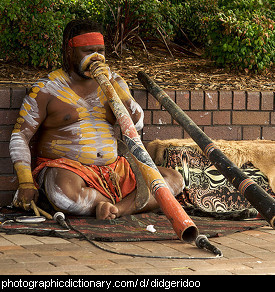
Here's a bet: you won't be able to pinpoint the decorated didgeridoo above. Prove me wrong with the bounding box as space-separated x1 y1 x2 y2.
137 71 275 229
89 68 199 242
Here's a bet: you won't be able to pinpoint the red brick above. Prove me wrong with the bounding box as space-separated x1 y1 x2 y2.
152 110 172 125
261 92 274 110
147 90 175 110
205 91 218 110
242 126 261 140
187 111 211 125
233 91 246 110
204 126 242 140
232 112 269 125
190 91 204 110
213 111 231 125
132 89 147 109
247 92 260 110
219 91 233 109
0 191 14 206
0 158 13 174
0 125 13 142
0 142 10 158
271 112 275 125
148 93 161 109
0 175 18 191
143 110 151 125
164 90 176 101
0 88 10 108
11 87 27 108
142 125 182 141
176 90 190 110
0 110 18 125
262 127 275 140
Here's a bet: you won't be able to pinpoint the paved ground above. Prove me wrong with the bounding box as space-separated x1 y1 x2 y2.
0 224 274 276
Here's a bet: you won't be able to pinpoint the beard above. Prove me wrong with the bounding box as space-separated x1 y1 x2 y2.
70 50 92 79
73 62 91 79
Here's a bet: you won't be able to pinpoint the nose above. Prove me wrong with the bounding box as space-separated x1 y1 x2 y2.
91 53 104 62
80 53 105 72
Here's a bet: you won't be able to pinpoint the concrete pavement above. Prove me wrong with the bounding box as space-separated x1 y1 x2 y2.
0 225 274 275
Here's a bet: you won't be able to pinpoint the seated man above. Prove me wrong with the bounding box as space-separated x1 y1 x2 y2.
9 19 184 220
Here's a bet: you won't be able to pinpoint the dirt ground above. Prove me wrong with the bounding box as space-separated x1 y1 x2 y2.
0 42 274 91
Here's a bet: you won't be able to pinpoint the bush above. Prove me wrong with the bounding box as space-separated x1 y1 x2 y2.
0 0 75 68
0 0 176 67
100 0 181 55
174 0 219 47
205 0 275 72
0 0 274 73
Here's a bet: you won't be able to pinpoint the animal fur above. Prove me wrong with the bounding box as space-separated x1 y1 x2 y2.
146 138 275 192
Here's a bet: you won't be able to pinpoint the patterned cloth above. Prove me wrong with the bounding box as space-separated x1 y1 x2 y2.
162 146 274 215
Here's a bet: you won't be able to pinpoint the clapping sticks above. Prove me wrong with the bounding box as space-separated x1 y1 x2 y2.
30 200 53 219
30 200 70 230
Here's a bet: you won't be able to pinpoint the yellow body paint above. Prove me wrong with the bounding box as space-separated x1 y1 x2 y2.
14 162 34 185
10 66 143 171
17 183 37 190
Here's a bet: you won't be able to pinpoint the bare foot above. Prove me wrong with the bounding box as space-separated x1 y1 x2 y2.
96 201 118 220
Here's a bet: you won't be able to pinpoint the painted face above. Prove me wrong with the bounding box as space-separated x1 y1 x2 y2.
71 45 105 78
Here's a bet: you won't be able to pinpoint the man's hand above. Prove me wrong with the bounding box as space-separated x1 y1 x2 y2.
87 61 110 79
80 52 108 79
13 186 39 210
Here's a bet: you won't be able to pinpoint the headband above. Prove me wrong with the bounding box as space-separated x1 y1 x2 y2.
68 32 104 47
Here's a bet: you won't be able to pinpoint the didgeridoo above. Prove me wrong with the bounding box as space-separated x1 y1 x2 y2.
89 67 199 242
137 71 275 229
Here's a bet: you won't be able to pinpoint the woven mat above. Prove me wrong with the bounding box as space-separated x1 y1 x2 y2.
0 208 267 242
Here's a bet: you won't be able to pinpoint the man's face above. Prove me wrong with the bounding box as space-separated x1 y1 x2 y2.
70 44 105 78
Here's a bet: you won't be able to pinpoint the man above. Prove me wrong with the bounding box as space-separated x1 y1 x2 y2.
9 19 184 219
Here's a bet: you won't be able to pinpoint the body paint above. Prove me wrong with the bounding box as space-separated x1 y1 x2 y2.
39 69 117 165
44 168 97 215
111 75 144 131
10 64 143 170
14 162 33 184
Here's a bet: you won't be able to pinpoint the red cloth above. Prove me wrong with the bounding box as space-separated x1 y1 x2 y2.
32 156 136 203
68 32 104 47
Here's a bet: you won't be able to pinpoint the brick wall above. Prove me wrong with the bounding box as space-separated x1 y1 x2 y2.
0 86 274 205
132 89 274 143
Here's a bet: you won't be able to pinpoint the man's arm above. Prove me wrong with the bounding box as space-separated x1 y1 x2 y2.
110 73 144 131
9 82 48 209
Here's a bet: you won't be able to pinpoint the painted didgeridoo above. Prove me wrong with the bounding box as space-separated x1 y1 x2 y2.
137 71 275 229
91 71 199 242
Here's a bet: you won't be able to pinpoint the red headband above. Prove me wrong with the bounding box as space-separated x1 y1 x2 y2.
68 32 104 47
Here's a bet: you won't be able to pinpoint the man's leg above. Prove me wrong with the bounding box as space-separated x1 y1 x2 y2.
43 167 113 216
96 166 185 219
43 165 184 219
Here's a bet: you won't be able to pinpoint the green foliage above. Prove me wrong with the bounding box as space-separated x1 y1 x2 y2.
0 0 274 73
0 0 74 68
205 0 275 72
174 0 219 46
101 0 180 43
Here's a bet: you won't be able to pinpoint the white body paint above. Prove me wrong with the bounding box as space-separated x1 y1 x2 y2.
44 168 97 215
9 59 144 212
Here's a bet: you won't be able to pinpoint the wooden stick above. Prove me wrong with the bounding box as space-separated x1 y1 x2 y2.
30 200 40 217
36 207 53 220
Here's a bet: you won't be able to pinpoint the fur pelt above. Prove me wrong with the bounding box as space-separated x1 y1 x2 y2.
146 138 275 192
